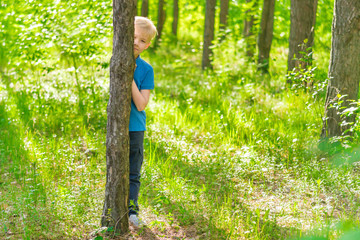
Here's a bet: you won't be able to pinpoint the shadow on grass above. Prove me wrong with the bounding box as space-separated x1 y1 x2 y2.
0 102 32 183
142 137 298 239
0 100 31 238
0 85 54 239
1 76 110 239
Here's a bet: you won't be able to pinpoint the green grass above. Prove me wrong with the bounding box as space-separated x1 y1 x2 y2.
1 41 360 239
2 0 360 239
0 68 108 239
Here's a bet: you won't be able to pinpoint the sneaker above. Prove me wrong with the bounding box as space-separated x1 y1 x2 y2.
129 214 144 228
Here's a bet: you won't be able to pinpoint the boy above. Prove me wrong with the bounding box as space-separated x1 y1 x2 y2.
128 16 157 227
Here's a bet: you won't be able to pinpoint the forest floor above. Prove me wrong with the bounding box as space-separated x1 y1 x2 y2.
2 43 360 240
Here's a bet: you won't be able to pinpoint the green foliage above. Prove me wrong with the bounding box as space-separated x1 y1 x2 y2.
286 43 321 91
0 0 112 76
319 95 360 167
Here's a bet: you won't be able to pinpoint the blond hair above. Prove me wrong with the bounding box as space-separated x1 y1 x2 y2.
135 16 157 40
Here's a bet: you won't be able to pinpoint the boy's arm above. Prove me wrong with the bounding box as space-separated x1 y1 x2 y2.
132 80 151 111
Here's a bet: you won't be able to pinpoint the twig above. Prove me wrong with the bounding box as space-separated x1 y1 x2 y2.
113 210 130 237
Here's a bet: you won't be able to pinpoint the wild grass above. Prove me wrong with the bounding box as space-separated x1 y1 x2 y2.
2 0 360 239
2 38 360 239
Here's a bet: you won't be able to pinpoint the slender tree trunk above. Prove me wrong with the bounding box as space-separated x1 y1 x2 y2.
321 0 360 138
257 0 275 73
172 0 179 36
243 0 258 58
219 0 229 31
141 0 148 17
287 0 318 75
202 0 216 70
155 0 166 48
101 0 136 234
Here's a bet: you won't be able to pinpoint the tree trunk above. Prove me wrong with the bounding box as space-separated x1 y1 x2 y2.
155 0 166 48
243 0 258 58
321 0 360 138
219 0 229 41
141 0 148 17
220 0 229 31
172 0 179 36
202 0 216 70
101 0 135 234
257 0 275 73
287 0 318 75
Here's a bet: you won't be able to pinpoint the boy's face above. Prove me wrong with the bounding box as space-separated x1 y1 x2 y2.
134 26 151 58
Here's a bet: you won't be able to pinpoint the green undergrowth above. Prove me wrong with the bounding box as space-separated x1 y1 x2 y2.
1 41 360 239
140 46 360 239
0 68 107 239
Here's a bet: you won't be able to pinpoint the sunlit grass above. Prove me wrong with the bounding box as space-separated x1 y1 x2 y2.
2 43 360 239
0 67 108 238
2 0 360 238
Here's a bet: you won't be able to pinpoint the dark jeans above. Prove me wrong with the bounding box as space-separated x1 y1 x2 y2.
129 131 144 216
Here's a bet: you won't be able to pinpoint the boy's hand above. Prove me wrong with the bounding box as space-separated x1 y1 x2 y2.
131 80 151 112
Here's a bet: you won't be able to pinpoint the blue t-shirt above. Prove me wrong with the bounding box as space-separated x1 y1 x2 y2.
129 56 154 131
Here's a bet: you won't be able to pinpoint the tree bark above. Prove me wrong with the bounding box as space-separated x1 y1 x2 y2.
101 0 135 234
219 0 229 41
220 0 229 31
172 0 179 36
155 0 166 48
202 0 216 70
141 0 148 17
243 0 258 58
257 0 275 73
321 0 360 138
287 0 318 74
